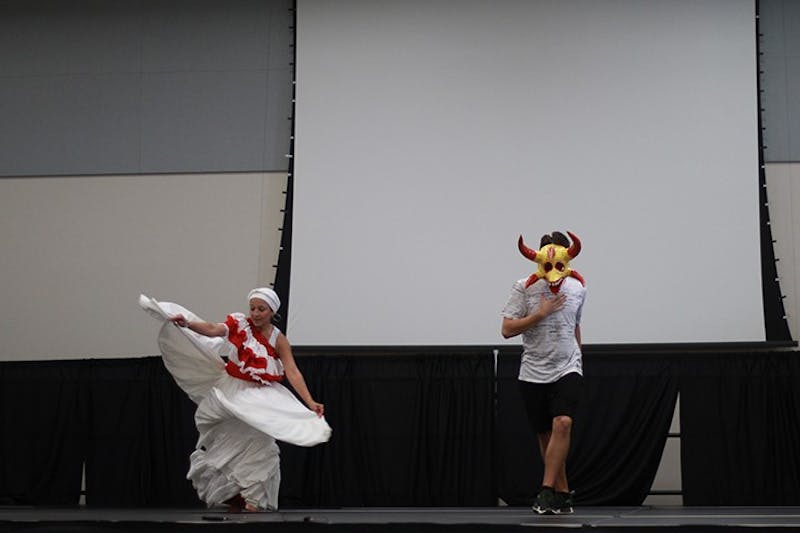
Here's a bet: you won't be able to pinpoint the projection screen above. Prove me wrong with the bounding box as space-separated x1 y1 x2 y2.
290 0 764 346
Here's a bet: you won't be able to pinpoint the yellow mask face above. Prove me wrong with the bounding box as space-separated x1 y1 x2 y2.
537 243 575 284
518 231 585 292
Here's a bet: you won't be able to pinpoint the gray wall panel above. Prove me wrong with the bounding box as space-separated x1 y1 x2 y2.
141 0 271 72
0 1 142 76
759 0 785 56
0 0 292 177
761 0 800 162
140 71 268 173
264 68 293 167
267 0 293 67
784 0 800 53
761 55 790 160
787 56 800 160
0 74 141 175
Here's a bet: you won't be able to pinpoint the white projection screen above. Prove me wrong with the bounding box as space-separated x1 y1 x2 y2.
290 0 764 346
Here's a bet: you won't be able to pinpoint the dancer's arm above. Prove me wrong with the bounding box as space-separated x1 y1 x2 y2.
277 334 325 417
170 314 227 337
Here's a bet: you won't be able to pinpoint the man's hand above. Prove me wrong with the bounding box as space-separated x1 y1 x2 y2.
501 292 567 339
538 293 566 317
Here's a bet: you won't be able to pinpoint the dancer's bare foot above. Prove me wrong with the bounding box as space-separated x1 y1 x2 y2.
224 494 246 513
243 502 259 512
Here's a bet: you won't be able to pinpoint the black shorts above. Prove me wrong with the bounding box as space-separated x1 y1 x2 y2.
519 372 583 435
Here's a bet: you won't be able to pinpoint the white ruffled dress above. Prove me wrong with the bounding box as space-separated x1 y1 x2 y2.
139 295 332 511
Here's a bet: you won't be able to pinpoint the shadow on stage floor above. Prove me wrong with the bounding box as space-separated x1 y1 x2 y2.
3 506 800 532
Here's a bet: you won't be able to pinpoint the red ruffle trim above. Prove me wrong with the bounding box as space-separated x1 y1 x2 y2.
224 314 283 384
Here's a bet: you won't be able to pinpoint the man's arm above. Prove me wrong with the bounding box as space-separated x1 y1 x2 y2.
501 293 566 338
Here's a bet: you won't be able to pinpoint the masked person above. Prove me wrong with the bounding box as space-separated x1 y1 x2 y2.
501 231 586 514
140 288 331 512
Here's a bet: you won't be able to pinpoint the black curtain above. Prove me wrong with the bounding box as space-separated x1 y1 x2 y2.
279 352 496 507
0 361 85 505
4 350 800 508
0 358 199 507
496 352 678 506
680 352 800 505
83 358 199 507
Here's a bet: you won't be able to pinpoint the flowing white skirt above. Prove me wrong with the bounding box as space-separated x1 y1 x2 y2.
139 295 332 510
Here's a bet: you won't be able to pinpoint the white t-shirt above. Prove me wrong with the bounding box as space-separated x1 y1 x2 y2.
501 276 586 383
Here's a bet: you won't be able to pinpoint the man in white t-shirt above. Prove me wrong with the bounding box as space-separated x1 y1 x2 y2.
501 230 586 515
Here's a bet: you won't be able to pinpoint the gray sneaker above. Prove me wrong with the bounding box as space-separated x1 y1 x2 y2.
532 487 557 514
554 491 574 514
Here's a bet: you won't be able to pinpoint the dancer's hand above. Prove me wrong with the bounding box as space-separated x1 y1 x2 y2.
170 314 190 327
309 402 325 417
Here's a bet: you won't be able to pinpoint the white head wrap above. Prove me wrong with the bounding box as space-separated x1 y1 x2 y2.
248 287 280 313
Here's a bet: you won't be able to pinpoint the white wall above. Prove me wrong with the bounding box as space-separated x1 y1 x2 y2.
292 0 766 347
0 172 287 361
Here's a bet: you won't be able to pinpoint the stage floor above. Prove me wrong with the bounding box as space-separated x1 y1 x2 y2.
3 506 800 531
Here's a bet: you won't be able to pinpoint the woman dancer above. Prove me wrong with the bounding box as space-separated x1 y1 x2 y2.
139 288 331 512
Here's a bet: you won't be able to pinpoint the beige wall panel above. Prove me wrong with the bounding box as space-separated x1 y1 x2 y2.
0 172 286 361
765 163 798 340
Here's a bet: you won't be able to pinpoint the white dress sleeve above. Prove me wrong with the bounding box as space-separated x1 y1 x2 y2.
139 294 227 404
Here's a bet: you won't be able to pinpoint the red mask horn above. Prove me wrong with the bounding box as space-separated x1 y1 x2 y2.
566 231 581 258
569 270 585 286
518 235 539 262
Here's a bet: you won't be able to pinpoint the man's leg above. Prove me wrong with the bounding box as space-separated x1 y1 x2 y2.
538 427 569 493
525 381 563 514
537 430 550 460
541 415 572 491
